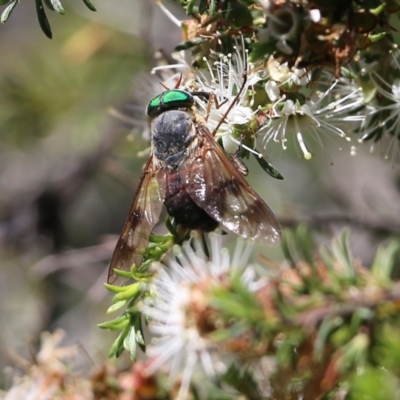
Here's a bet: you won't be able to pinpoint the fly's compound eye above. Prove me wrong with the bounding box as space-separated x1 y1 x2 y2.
146 89 194 117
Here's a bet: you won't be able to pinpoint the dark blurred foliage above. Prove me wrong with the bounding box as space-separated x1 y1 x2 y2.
0 0 160 376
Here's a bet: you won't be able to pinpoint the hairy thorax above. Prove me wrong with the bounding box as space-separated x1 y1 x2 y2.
151 109 218 232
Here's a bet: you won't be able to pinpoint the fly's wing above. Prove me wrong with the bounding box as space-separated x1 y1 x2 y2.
108 155 166 284
181 126 281 244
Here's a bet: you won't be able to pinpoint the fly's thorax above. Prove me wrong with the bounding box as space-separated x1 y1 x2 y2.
151 110 196 169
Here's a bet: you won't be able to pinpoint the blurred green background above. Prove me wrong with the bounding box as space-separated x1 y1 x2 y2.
0 0 399 384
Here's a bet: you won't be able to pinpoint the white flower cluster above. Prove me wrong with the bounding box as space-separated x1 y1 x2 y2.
358 50 400 163
191 50 365 160
259 70 364 159
141 233 266 399
152 2 368 161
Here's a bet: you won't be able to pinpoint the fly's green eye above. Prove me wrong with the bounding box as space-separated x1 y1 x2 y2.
146 89 194 117
162 90 193 107
146 95 162 117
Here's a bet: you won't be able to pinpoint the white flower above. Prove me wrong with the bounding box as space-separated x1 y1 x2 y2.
266 58 309 86
142 233 259 399
208 103 255 153
309 8 321 23
259 79 364 159
151 50 192 88
193 45 262 155
265 80 280 101
360 54 400 162
145 2 264 158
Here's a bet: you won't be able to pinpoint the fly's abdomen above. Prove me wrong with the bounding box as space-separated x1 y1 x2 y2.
164 170 218 232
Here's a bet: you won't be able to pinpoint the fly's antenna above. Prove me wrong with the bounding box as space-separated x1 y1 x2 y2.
160 81 170 90
159 74 183 91
175 74 183 89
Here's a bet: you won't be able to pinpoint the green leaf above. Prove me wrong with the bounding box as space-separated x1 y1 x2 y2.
49 0 65 14
104 282 131 293
295 224 315 267
254 154 284 180
281 229 301 267
82 0 96 12
249 40 277 62
175 36 209 51
338 333 369 371
224 0 253 28
371 242 400 283
112 268 133 280
35 0 52 39
314 317 344 360
222 364 260 398
98 314 130 330
112 282 145 303
212 277 264 325
369 32 386 42
349 367 400 400
207 0 217 16
349 308 374 335
1 0 18 24
123 326 138 360
108 324 130 358
340 67 357 80
135 316 146 352
198 0 208 14
185 0 196 15
107 300 127 314
330 230 355 279
374 324 400 371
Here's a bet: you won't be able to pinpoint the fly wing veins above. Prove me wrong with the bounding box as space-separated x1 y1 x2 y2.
108 155 166 285
181 126 281 244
